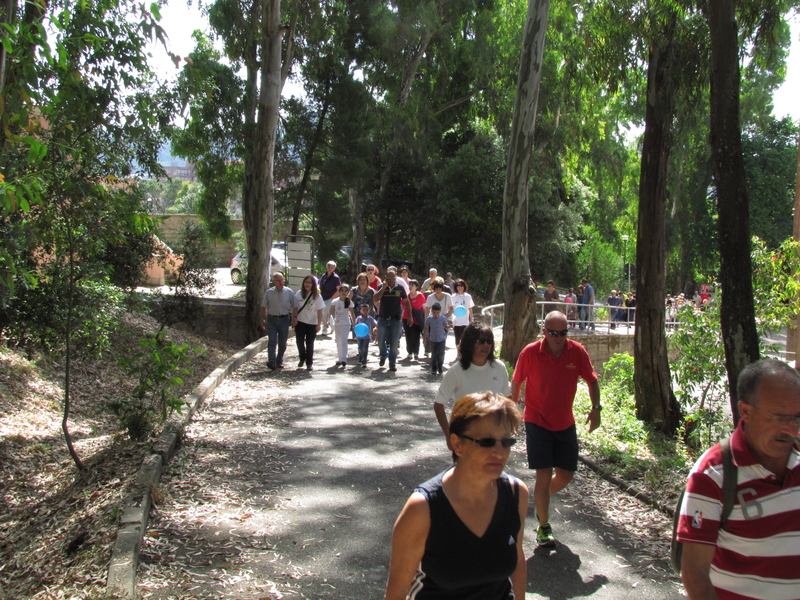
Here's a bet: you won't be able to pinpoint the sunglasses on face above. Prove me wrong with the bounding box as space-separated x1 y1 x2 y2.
546 329 568 337
459 434 516 448
475 337 493 345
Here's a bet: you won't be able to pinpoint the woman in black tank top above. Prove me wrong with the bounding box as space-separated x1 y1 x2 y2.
385 393 529 599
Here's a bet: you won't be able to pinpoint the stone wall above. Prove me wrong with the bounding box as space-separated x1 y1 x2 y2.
173 299 251 347
155 215 242 267
155 215 296 268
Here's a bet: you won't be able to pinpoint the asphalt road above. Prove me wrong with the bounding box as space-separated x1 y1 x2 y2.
138 333 684 599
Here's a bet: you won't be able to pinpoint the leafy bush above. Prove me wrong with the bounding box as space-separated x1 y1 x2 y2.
1 269 124 357
576 352 692 497
111 335 194 440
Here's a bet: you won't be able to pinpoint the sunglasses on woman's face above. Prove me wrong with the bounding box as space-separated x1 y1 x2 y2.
475 337 493 345
459 435 516 448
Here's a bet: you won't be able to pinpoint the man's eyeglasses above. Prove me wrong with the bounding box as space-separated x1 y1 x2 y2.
475 337 493 345
746 403 800 429
459 435 516 448
546 329 568 338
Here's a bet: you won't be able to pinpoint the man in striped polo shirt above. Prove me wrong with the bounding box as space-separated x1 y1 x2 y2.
678 359 800 600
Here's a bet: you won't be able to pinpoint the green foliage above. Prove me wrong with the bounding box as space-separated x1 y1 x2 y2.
0 269 125 358
575 354 692 494
112 335 193 440
669 302 730 448
575 226 622 296
743 117 799 249
751 236 800 337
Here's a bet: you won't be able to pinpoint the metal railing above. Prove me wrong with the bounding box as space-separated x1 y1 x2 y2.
481 300 637 334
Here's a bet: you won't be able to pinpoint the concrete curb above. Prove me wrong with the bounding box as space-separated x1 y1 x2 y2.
106 335 269 598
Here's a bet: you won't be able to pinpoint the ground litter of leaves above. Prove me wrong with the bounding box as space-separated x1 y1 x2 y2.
0 312 239 600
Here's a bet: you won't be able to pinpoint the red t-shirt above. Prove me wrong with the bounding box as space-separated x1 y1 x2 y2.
403 291 426 321
368 276 382 291
512 339 598 431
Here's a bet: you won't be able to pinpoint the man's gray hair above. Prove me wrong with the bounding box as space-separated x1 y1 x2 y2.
737 359 800 406
327 261 336 268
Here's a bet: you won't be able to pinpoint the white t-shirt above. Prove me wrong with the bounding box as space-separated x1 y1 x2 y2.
433 360 511 409
425 292 453 316
451 293 474 326
330 297 353 326
295 291 325 325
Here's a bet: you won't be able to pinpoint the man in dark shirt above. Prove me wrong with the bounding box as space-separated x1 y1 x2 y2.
373 269 413 372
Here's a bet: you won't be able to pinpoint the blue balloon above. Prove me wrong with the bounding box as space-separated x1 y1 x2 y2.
454 305 468 318
354 322 370 337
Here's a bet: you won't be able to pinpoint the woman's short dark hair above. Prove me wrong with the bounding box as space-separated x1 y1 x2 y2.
408 279 420 288
454 278 468 292
449 392 521 463
300 275 318 299
459 323 496 370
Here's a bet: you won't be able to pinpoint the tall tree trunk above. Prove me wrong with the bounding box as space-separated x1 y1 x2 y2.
634 34 681 435
243 1 296 342
499 0 551 366
348 185 364 284
708 0 759 422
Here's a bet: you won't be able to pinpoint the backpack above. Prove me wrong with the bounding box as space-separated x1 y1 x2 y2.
670 436 737 575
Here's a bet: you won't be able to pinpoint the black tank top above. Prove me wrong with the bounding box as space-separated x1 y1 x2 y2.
408 470 520 599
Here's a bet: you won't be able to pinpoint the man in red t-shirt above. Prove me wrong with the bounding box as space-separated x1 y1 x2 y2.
512 311 601 547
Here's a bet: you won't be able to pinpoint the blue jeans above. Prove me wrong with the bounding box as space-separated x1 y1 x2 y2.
357 338 370 363
377 317 402 368
429 340 446 373
267 315 290 365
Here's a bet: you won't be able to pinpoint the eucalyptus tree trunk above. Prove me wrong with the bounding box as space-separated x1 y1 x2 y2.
708 0 759 422
348 186 365 284
243 1 296 342
499 0 551 365
634 32 681 435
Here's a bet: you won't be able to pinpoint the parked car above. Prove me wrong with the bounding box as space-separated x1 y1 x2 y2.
230 247 287 284
337 246 374 274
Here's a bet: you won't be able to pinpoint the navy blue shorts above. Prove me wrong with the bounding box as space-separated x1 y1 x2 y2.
525 422 578 472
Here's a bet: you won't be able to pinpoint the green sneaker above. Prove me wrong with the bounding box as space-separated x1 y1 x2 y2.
537 522 555 547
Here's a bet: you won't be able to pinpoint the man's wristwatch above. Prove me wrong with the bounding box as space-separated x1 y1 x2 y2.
592 404 602 411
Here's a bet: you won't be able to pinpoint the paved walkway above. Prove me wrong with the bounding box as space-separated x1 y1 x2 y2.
137 334 683 599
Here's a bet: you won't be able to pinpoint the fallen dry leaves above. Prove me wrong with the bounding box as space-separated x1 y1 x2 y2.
0 312 239 600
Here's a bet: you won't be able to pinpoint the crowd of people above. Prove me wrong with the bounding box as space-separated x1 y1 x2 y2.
261 263 798 600
260 262 474 374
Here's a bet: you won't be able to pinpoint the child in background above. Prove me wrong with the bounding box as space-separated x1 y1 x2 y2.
330 284 354 366
355 304 377 367
423 302 449 375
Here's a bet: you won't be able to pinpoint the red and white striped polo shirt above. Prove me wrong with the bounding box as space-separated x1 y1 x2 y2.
677 421 800 600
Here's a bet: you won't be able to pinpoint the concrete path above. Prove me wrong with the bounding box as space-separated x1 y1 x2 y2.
138 334 683 599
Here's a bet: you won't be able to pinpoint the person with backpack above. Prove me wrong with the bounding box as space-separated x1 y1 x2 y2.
677 359 800 600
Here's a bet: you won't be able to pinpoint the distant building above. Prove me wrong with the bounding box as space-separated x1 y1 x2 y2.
161 161 196 182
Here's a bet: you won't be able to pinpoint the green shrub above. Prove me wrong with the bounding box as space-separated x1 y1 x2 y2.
111 334 193 440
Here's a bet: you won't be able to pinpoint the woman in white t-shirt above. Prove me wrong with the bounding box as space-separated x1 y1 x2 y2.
450 278 474 347
292 275 325 370
432 323 510 449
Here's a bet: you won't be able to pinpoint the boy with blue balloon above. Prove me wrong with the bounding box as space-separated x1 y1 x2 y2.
354 304 377 367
